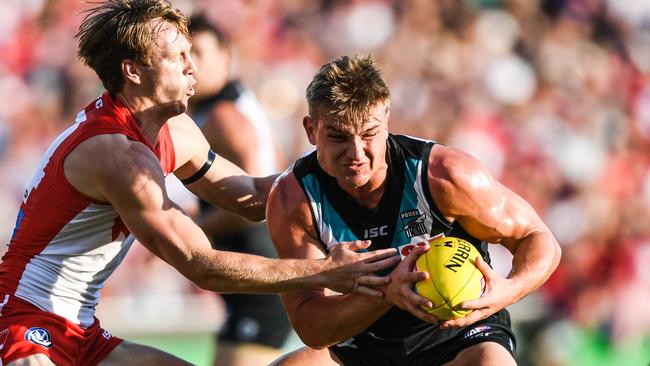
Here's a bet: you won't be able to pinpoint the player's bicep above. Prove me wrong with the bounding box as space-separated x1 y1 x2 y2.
431 147 546 250
480 183 550 251
93 144 197 260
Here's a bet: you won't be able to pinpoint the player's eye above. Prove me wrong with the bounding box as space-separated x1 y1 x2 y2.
362 129 379 139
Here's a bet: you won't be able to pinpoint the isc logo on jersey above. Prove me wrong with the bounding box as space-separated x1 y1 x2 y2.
24 327 53 348
397 233 445 258
363 225 388 239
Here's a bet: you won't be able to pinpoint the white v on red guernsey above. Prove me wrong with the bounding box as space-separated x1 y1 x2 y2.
0 92 175 327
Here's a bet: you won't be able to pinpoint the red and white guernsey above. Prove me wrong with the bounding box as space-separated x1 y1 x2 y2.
0 92 176 328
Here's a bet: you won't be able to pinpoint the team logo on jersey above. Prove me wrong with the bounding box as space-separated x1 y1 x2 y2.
102 329 112 340
363 225 389 239
24 327 53 348
399 210 427 238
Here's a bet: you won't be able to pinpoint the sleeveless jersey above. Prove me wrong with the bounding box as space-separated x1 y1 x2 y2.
0 92 176 328
293 134 492 338
193 80 277 175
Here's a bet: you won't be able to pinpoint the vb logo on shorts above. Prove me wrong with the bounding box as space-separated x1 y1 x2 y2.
24 327 53 348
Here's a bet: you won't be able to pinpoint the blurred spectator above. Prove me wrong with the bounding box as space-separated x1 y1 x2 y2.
187 14 293 366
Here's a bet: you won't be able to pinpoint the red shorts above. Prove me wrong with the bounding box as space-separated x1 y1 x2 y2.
0 295 123 366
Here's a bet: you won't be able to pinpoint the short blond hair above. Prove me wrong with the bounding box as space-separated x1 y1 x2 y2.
76 0 189 93
306 55 390 129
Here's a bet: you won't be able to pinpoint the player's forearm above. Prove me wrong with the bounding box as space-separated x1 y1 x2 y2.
506 230 561 303
289 295 391 349
211 174 278 222
141 211 328 293
192 251 334 293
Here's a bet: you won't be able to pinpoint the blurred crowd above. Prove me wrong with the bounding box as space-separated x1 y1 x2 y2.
1 0 650 364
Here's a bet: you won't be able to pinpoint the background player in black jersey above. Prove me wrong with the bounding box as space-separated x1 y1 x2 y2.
267 55 562 365
187 15 293 366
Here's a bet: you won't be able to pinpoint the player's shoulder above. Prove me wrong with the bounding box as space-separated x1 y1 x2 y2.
428 144 491 183
65 133 163 201
166 113 203 136
270 167 313 217
76 134 161 176
270 168 304 206
166 113 210 165
427 145 500 218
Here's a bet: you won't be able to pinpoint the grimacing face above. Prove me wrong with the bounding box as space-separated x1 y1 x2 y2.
137 21 197 115
304 102 390 191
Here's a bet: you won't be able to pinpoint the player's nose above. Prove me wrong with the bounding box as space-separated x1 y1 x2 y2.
344 136 365 160
186 54 197 76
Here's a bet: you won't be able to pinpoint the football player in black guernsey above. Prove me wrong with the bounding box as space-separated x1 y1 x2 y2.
267 55 561 366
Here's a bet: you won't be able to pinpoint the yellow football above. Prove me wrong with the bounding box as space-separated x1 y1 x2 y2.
415 237 485 320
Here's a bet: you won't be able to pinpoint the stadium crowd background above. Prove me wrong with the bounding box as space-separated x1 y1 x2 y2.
0 0 649 365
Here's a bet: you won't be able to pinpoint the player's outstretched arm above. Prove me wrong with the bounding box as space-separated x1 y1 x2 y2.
66 132 397 294
169 114 276 222
427 146 562 328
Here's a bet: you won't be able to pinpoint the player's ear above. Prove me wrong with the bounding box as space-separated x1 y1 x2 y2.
384 101 391 129
303 116 317 145
121 59 141 85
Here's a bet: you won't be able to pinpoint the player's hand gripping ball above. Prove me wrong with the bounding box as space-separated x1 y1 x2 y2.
415 237 485 320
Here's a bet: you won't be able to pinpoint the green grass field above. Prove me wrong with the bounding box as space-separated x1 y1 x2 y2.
124 331 650 366
126 333 215 366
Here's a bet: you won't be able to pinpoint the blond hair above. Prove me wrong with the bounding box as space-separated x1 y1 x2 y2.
76 0 189 93
306 55 390 129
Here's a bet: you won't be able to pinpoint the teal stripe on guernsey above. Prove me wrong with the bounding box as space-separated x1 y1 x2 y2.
391 157 422 247
301 174 361 248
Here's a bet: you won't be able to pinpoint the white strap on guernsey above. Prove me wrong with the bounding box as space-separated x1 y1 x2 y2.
0 294 9 316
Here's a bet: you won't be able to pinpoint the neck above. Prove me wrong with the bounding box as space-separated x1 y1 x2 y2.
339 166 388 209
116 92 180 146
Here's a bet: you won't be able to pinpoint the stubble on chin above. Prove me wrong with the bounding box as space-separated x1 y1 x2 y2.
344 173 370 189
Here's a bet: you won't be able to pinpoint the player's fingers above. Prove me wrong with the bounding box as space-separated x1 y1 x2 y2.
354 285 385 298
460 289 496 309
459 297 479 309
407 306 438 324
360 247 398 262
357 274 391 287
474 256 494 279
363 255 401 273
441 308 489 329
342 240 372 252
399 288 432 308
400 271 429 283
403 244 430 265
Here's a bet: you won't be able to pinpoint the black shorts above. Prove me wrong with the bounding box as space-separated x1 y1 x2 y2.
329 309 516 366
211 223 292 349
